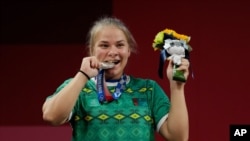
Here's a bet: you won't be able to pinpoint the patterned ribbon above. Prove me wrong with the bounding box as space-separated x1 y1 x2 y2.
96 69 127 103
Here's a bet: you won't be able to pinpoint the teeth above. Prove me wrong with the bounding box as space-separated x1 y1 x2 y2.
100 62 115 69
106 61 116 63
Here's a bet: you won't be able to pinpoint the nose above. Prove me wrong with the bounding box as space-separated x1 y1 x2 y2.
107 46 118 57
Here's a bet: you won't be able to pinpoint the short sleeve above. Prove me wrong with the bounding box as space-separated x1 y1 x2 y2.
151 80 170 131
46 78 72 99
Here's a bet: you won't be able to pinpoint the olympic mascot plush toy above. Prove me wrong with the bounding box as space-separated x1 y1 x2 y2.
152 28 192 82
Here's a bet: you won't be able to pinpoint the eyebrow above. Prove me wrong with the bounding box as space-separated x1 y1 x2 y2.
99 40 126 44
117 40 126 43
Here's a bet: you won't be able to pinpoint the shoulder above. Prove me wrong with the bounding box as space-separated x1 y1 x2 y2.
56 78 73 89
57 78 95 90
128 75 158 87
128 75 166 94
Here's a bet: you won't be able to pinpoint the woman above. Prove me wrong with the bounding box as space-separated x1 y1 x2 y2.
42 16 189 141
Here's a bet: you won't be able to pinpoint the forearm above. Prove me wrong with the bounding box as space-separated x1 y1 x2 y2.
166 84 189 140
42 72 88 125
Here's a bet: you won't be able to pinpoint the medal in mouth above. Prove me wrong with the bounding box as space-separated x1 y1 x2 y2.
100 60 120 69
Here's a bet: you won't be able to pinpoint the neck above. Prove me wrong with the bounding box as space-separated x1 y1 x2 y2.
106 78 121 82
104 72 123 81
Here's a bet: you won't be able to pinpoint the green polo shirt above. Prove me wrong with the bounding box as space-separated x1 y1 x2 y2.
52 76 170 141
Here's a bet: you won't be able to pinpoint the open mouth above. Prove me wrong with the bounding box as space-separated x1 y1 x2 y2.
105 60 120 65
101 60 120 69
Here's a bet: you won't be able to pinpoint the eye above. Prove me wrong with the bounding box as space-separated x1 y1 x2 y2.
117 43 125 48
170 42 175 46
99 44 109 48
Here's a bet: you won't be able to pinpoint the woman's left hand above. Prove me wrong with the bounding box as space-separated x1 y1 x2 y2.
166 58 190 87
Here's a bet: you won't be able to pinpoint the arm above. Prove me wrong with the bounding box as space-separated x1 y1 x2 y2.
159 59 189 141
42 57 100 126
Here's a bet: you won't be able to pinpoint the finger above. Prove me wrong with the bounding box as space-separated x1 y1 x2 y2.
176 60 189 70
89 57 99 69
176 65 189 71
180 59 190 67
167 59 173 68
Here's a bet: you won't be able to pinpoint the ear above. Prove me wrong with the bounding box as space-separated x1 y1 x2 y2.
128 48 131 57
89 47 94 56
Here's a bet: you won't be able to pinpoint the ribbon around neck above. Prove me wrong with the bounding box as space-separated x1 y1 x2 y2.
96 69 127 103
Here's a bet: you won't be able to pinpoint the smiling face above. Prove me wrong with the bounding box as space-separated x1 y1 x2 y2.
91 25 131 80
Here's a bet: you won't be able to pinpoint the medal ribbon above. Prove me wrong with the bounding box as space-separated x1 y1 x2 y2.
97 69 127 103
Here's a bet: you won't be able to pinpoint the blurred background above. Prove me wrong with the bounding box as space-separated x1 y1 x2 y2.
1 0 250 140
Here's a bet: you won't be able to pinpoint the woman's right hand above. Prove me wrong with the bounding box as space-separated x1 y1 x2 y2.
79 56 100 78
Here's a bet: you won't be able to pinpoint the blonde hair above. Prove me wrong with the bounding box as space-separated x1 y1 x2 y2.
86 16 137 55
